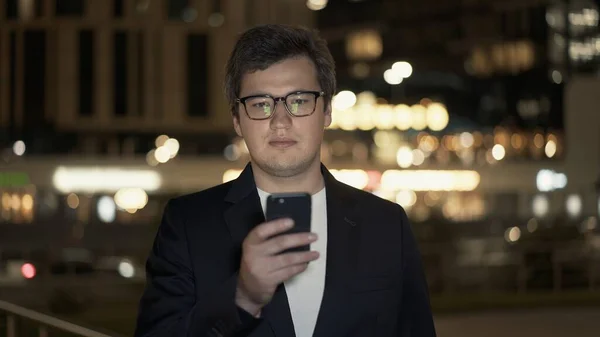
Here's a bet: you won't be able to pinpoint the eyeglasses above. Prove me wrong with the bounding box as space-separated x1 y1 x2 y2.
236 90 324 120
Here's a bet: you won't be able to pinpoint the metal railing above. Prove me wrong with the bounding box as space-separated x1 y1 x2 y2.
0 300 117 337
420 239 600 294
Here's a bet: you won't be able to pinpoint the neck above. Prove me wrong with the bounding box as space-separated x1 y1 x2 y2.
252 160 325 195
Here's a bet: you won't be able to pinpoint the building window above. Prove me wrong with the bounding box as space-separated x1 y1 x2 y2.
5 0 43 20
24 30 46 127
187 34 208 117
78 30 94 116
55 0 84 17
113 31 128 116
35 0 43 17
9 32 16 130
167 0 189 20
5 0 18 19
113 0 124 18
137 32 145 116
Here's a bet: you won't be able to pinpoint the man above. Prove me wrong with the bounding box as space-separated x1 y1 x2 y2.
134 24 436 337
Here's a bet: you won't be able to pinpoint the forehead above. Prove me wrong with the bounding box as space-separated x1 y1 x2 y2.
239 56 320 97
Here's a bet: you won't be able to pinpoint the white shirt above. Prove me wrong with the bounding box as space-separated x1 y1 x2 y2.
257 187 328 337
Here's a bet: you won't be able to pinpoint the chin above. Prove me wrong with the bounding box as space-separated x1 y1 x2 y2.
253 153 319 178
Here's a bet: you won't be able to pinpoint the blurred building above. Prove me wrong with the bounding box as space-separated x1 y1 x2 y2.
317 0 598 127
0 0 314 154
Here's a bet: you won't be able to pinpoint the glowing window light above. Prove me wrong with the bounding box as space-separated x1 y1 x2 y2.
21 194 33 211
307 0 327 11
545 140 557 158
154 146 171 163
492 144 506 160
346 30 383 61
396 190 417 208
332 91 357 111
410 104 428 130
114 188 149 211
2 193 11 210
412 149 425 166
13 141 26 156
566 194 582 218
380 170 480 191
394 104 413 130
384 69 403 85
337 109 358 131
328 170 369 189
165 138 180 158
155 135 169 148
532 194 549 218
67 193 80 209
53 167 161 193
396 146 414 168
391 61 413 78
460 132 474 148
97 196 116 223
355 106 375 131
504 227 521 243
11 194 21 210
426 103 449 131
536 169 567 192
21 263 36 279
374 105 395 130
118 260 135 278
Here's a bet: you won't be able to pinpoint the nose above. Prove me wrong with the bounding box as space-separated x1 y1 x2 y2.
269 99 292 129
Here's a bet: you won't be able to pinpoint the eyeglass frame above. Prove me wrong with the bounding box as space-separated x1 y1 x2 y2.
235 90 325 120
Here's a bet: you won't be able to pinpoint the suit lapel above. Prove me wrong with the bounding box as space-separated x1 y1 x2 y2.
223 163 296 337
261 284 295 337
223 163 264 252
312 166 362 337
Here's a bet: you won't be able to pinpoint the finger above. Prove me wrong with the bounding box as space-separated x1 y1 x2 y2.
264 232 318 256
268 251 320 272
269 263 310 284
247 218 294 244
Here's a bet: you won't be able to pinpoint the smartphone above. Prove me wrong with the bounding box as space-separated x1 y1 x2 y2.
266 192 312 253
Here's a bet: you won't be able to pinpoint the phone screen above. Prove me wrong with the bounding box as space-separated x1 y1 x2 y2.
266 192 312 253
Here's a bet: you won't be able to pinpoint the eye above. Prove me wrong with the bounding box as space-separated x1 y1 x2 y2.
252 101 270 108
290 99 309 105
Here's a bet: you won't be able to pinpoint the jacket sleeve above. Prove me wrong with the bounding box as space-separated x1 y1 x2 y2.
134 199 261 337
397 206 437 336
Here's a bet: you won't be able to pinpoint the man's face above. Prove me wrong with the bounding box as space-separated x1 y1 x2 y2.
233 56 332 178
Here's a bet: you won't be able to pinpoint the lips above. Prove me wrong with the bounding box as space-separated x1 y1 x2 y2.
269 139 297 148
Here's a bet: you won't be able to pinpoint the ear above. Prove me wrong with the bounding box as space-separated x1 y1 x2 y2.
233 114 243 137
323 102 332 128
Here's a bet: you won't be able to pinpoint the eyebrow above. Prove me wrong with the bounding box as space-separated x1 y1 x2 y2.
241 89 319 97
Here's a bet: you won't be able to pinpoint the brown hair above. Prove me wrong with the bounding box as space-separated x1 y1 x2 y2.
224 24 336 117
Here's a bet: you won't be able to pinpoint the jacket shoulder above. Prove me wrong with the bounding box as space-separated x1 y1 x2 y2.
168 181 233 210
338 181 405 216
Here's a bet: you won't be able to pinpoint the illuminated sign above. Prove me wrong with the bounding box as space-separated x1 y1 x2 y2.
0 172 30 187
52 167 162 193
380 170 480 192
536 169 567 192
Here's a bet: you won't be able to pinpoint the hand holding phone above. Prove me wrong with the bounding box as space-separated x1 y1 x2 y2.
266 192 312 253
236 193 317 316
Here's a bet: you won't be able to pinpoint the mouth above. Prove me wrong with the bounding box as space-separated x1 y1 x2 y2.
269 139 297 149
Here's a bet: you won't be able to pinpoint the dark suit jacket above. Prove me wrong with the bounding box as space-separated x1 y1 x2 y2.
134 163 436 337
